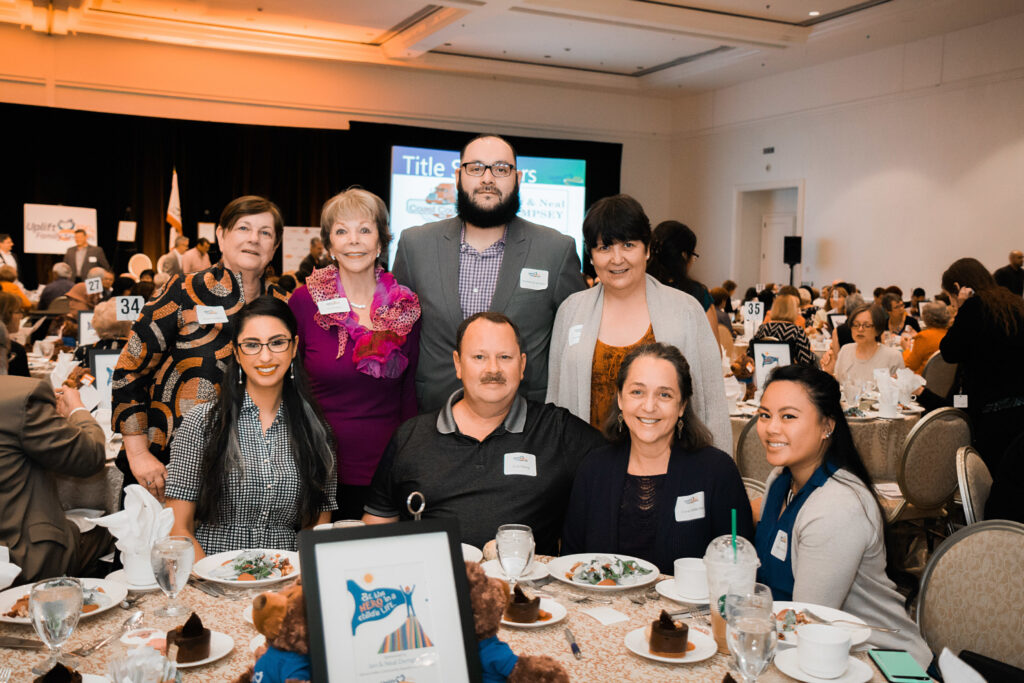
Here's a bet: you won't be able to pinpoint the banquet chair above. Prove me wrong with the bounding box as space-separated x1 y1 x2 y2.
735 416 772 483
717 324 736 360
956 446 992 525
127 253 153 279
921 351 957 399
916 520 1024 669
742 477 765 503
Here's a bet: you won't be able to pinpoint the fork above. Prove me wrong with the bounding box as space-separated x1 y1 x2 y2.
687 605 710 626
0 666 11 683
568 595 612 604
628 594 646 606
801 609 899 633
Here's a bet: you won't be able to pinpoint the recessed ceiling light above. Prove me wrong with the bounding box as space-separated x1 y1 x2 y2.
808 10 820 16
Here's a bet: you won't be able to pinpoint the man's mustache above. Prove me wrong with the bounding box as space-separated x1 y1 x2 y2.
480 373 506 384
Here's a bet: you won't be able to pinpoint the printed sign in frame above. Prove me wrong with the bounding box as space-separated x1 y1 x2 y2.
300 518 482 683
753 341 792 389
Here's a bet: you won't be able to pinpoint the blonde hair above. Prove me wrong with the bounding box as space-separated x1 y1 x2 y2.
319 187 390 258
91 300 132 339
771 293 800 323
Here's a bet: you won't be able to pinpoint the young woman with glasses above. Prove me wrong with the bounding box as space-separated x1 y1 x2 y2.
164 296 337 559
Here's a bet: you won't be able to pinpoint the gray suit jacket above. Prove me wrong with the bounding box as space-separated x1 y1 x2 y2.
0 377 105 583
392 216 586 412
63 245 110 281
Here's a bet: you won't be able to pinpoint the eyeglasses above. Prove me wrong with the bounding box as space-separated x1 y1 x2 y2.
460 161 515 178
850 322 875 330
236 338 293 355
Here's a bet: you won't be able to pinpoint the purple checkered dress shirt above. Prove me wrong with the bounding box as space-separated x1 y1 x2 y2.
458 224 507 317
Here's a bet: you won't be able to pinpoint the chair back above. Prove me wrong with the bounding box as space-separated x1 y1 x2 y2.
896 407 971 512
127 253 153 279
956 446 992 525
717 324 736 360
921 351 958 398
917 520 1024 667
46 295 70 314
735 416 772 482
742 477 766 503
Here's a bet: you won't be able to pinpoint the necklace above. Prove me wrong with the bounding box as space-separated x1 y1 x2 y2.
349 302 367 309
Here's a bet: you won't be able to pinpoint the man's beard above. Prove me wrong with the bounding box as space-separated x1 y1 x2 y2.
457 180 520 228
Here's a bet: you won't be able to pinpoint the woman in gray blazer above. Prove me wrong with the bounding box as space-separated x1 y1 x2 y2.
546 194 730 452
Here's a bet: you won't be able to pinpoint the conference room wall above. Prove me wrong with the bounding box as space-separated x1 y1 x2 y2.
0 23 675 239
670 14 1024 295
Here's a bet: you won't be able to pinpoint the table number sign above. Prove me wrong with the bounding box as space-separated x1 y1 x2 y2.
744 301 765 329
85 277 104 295
115 296 145 322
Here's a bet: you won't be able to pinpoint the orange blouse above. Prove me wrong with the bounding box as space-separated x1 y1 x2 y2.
589 325 656 428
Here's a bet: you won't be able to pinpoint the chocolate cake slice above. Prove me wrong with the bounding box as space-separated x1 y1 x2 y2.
503 584 541 623
34 664 82 683
165 612 212 663
649 609 689 658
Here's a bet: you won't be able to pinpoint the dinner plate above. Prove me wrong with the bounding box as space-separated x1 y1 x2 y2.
546 554 660 591
774 649 873 683
176 630 234 668
243 605 254 625
193 549 300 587
461 543 483 563
773 602 871 647
480 559 548 583
623 624 716 664
500 598 566 628
105 569 160 592
0 578 128 625
654 579 709 605
899 404 925 415
249 633 266 653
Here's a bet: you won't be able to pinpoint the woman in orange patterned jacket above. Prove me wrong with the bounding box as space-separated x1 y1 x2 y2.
112 196 287 501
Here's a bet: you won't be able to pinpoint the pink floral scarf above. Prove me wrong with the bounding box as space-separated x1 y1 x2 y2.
305 265 420 379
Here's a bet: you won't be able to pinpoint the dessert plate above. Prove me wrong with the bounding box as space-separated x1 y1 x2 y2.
0 578 127 625
176 630 234 668
481 559 548 583
654 579 710 605
546 553 659 592
774 649 872 683
623 624 716 664
773 601 871 647
500 598 566 629
105 569 160 592
193 549 299 587
461 544 483 563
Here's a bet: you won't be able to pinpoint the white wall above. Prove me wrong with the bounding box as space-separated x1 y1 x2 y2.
673 13 1024 296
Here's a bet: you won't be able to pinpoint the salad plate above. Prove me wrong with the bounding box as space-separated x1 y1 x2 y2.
773 601 870 647
193 549 299 587
546 553 659 591
0 578 127 625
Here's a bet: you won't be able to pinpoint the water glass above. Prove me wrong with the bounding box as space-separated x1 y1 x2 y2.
725 582 777 683
495 524 534 589
151 536 195 618
30 576 83 675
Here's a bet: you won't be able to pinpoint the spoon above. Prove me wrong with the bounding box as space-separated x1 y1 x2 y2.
72 611 144 657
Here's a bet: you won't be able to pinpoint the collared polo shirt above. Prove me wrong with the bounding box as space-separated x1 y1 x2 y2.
364 389 607 555
458 224 506 317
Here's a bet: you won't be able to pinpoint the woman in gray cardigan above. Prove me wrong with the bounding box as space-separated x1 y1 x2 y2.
545 194 730 452
754 364 931 666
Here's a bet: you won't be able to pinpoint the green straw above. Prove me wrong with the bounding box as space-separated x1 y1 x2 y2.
731 508 737 562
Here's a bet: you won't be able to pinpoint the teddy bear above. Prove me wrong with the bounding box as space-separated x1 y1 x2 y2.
235 579 310 683
465 560 570 683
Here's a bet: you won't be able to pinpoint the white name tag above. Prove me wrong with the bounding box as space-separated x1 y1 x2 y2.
771 530 789 561
88 256 98 263
115 296 144 321
567 324 583 347
953 394 968 408
196 305 228 324
519 268 548 291
503 452 537 477
84 277 103 294
674 491 705 522
316 297 351 315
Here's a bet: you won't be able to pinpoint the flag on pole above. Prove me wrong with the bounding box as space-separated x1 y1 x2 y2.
166 167 182 249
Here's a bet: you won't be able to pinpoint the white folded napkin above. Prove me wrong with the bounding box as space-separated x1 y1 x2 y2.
580 605 629 625
939 648 985 683
66 508 105 534
873 483 903 499
87 485 175 554
723 375 744 404
48 351 79 389
0 546 22 590
874 369 899 408
894 368 927 406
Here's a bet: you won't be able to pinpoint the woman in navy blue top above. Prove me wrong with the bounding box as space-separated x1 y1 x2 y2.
562 342 753 574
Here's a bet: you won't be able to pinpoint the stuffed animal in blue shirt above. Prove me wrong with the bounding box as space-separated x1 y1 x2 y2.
234 580 309 683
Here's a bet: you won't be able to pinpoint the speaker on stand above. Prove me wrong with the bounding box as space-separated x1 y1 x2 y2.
783 235 802 286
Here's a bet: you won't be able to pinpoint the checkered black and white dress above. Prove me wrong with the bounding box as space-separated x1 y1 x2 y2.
165 393 337 554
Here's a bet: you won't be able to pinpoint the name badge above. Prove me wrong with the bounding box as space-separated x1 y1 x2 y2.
196 305 228 325
771 530 789 561
567 324 583 347
316 297 351 315
674 491 705 522
519 268 548 291
88 256 98 263
503 452 537 477
84 277 103 295
953 394 968 409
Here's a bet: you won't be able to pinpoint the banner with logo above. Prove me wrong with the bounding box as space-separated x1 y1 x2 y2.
23 204 98 255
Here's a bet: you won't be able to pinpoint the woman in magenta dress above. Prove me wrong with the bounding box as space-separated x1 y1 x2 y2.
289 188 421 519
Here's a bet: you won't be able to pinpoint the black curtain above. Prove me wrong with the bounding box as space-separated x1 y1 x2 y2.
1 103 621 288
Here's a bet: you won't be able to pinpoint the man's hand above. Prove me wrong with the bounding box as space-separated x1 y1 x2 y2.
54 386 85 418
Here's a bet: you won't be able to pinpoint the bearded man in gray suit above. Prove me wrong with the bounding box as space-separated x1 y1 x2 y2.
393 134 586 412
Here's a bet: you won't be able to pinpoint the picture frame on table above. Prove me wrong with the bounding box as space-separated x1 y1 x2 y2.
827 313 847 332
753 341 792 388
78 310 99 346
300 517 482 683
88 348 121 410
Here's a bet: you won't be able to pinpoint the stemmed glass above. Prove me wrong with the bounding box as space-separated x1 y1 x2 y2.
150 536 195 618
725 582 777 683
495 524 534 590
29 576 83 675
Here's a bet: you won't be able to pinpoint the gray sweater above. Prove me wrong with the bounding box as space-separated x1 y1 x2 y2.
765 467 932 666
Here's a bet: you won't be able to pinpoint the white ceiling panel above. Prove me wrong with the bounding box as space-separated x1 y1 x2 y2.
633 0 890 24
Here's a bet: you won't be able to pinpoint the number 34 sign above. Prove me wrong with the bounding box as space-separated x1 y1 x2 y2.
115 296 145 322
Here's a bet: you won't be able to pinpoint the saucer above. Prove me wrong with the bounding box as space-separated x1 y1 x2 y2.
774 649 872 683
654 579 709 605
105 568 160 592
177 631 234 668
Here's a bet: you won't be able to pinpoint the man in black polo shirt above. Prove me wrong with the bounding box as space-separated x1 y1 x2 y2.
363 311 606 555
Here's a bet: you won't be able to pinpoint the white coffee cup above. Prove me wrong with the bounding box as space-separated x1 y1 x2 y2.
121 547 156 586
796 624 851 678
877 401 899 418
673 557 708 599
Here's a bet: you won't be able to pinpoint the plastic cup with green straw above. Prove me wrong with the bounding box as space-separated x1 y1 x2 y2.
731 508 737 562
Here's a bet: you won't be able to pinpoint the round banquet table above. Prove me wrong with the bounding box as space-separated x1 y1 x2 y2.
0 561 894 682
731 413 920 481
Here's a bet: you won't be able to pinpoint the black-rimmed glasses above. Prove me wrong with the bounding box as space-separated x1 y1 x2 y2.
236 338 293 355
460 161 515 178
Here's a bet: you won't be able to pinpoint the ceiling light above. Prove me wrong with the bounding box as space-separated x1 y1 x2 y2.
808 10 820 16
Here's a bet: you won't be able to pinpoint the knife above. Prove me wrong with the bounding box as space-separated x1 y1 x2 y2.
0 635 45 649
563 627 582 659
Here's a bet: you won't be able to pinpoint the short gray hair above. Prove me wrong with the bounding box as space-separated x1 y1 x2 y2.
52 262 73 279
844 293 865 316
91 300 132 339
87 266 108 279
175 236 189 248
921 302 951 329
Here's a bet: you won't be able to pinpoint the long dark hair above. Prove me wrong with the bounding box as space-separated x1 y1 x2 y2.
195 296 335 529
603 342 713 452
647 220 707 302
941 257 1024 337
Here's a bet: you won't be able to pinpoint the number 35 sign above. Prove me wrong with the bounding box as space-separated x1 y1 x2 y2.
115 296 145 322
